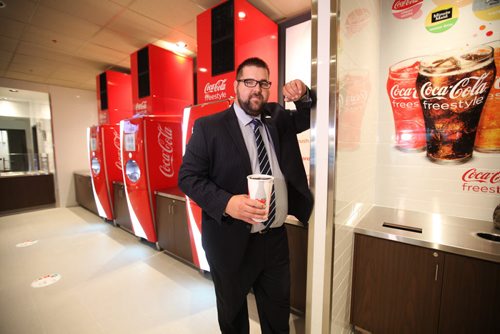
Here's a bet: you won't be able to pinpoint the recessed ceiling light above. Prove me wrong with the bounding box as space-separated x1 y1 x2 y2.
199 68 208 73
238 11 246 19
176 41 187 49
9 89 18 93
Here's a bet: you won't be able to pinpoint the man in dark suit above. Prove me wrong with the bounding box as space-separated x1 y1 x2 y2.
178 57 314 334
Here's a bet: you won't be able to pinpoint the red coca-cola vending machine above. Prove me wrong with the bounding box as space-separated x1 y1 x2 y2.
121 115 183 245
196 0 278 103
97 71 133 125
131 44 193 116
181 99 233 270
121 44 193 245
88 71 132 221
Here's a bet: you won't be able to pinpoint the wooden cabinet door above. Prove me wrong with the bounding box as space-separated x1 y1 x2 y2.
156 197 175 252
351 234 444 334
74 174 98 215
286 224 308 314
113 182 133 233
438 253 500 334
171 200 193 264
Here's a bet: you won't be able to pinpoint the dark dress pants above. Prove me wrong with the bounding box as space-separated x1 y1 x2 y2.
208 225 291 334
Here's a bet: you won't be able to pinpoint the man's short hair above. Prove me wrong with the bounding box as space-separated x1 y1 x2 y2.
236 57 270 79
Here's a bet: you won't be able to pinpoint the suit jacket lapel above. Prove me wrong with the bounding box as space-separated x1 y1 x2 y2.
223 107 253 175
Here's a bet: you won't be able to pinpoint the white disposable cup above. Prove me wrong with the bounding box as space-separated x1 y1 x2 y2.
247 174 274 222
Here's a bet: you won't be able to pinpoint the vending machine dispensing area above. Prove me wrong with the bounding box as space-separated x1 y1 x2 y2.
88 124 123 221
121 44 193 247
89 71 132 222
121 115 183 247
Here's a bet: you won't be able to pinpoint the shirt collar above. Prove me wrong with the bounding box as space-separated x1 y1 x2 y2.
233 101 261 127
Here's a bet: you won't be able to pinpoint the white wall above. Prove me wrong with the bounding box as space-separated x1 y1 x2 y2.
0 77 97 207
331 0 380 332
285 19 312 182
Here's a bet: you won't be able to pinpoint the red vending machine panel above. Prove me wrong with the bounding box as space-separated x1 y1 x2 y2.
196 0 278 104
96 71 133 125
88 124 122 220
130 44 194 116
181 99 233 270
121 115 183 244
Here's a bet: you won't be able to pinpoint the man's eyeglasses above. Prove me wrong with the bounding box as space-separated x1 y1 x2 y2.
237 79 272 89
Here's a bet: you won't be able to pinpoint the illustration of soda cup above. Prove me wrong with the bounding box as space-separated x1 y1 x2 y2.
473 0 500 21
475 41 500 152
338 69 370 150
416 45 496 164
387 57 426 152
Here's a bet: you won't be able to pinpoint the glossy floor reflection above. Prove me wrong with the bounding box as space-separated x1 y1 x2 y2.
0 207 304 334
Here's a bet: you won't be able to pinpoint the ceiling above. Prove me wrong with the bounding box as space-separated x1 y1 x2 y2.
0 0 310 92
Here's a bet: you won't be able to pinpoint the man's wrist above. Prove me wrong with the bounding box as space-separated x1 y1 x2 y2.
298 88 311 102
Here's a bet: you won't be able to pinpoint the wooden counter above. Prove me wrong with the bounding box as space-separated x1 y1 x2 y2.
1 172 55 212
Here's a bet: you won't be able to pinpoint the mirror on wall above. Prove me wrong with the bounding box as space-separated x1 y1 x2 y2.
0 87 54 173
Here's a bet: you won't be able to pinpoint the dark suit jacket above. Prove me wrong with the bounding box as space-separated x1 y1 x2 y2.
178 96 315 271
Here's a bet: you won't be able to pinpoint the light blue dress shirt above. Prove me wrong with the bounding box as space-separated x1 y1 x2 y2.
233 102 288 233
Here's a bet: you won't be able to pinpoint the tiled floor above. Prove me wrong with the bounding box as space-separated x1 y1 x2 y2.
0 207 305 334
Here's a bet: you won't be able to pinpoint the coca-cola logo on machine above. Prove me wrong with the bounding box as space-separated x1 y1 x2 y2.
462 168 500 194
158 125 175 178
113 129 122 171
204 79 227 101
134 100 148 113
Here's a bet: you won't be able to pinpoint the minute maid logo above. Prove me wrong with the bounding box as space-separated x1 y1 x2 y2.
426 4 459 33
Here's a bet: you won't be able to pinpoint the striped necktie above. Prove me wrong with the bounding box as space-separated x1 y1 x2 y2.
251 119 276 228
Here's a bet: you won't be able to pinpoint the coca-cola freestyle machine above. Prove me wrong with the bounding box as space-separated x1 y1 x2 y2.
196 0 278 103
121 44 193 245
182 99 233 270
121 115 183 244
88 71 132 221
179 0 278 270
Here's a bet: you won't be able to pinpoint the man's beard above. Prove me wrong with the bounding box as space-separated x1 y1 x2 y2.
237 93 266 117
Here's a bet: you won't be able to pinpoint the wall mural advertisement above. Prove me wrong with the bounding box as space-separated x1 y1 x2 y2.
380 0 499 221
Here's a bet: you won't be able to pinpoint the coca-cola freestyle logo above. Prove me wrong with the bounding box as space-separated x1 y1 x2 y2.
158 125 175 178
390 84 418 100
462 168 500 194
490 76 500 101
204 79 227 101
134 100 148 112
113 129 122 171
419 73 492 111
389 84 420 109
